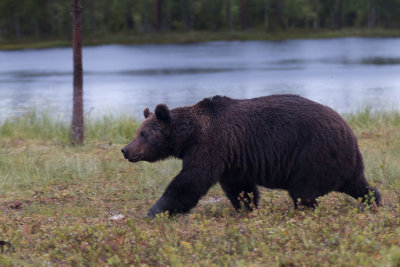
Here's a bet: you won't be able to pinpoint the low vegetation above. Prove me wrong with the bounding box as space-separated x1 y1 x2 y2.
0 109 400 266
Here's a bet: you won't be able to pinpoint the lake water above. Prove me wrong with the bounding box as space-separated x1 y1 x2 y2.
1 37 400 121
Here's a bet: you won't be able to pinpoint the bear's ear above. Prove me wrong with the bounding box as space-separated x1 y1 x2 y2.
143 108 152 119
155 104 171 123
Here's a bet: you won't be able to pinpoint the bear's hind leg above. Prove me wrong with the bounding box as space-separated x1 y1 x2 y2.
220 181 259 211
220 182 241 210
242 184 259 211
289 191 318 210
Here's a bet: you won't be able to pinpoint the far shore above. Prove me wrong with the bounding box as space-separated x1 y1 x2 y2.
1 28 400 50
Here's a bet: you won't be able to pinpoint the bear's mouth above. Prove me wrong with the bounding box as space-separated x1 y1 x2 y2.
128 156 141 163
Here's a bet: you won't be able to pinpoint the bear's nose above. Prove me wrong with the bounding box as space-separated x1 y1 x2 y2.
121 147 127 154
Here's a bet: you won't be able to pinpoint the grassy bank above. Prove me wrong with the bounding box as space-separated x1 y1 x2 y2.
1 28 400 50
0 110 400 266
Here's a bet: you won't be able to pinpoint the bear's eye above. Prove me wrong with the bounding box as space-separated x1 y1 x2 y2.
140 132 145 138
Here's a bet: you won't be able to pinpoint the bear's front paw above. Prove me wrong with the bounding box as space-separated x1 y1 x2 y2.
147 198 167 218
146 209 157 219
146 206 165 218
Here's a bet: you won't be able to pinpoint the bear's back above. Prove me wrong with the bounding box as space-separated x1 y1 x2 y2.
201 94 343 129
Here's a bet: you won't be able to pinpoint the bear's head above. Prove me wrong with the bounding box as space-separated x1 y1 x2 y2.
121 104 172 163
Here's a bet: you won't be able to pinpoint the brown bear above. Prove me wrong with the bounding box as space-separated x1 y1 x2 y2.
121 95 381 218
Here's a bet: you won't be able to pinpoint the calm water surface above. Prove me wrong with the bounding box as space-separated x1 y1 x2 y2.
1 37 400 121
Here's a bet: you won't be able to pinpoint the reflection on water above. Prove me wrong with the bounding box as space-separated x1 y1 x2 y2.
1 37 400 121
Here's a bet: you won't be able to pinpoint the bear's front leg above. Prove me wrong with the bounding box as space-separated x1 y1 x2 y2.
147 194 186 218
147 165 222 218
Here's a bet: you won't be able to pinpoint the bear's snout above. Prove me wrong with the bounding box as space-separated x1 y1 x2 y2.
121 144 143 162
121 147 129 159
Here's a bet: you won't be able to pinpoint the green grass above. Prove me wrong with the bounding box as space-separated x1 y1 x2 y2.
1 28 400 50
1 110 400 266
0 111 138 144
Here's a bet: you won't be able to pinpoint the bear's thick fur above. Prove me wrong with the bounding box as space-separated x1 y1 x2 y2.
122 95 381 217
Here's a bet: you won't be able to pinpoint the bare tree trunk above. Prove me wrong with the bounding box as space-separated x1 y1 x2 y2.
368 6 376 28
15 19 21 39
335 0 343 29
165 2 172 31
226 0 232 31
154 0 160 31
48 0 55 35
313 17 318 29
275 0 286 30
181 0 187 30
240 0 246 30
72 0 84 145
264 0 269 30
181 0 192 30
188 0 194 30
247 0 253 28
125 0 134 31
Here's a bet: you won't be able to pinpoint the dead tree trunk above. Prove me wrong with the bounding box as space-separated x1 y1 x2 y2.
226 0 232 31
125 0 134 31
181 0 192 30
72 0 84 145
335 0 343 29
264 0 269 30
368 4 376 28
154 0 161 31
275 0 286 30
240 0 247 30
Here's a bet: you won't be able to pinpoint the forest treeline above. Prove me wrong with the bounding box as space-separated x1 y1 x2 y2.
0 0 400 41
